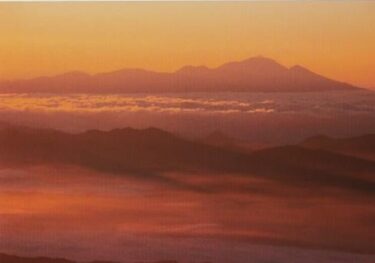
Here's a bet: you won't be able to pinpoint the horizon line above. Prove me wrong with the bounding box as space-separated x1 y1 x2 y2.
2 55 368 90
0 55 307 81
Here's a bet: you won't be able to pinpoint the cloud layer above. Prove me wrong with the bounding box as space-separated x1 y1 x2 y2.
0 165 374 263
0 91 374 144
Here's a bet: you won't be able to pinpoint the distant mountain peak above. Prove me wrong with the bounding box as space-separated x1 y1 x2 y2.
290 64 308 71
50 71 91 80
97 67 155 77
243 55 280 64
218 56 288 72
289 64 317 75
0 56 362 93
242 56 285 67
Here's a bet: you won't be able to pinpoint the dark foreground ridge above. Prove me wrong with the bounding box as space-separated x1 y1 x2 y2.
0 253 181 263
0 125 374 195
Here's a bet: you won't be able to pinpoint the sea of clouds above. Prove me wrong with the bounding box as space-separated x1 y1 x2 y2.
0 90 374 144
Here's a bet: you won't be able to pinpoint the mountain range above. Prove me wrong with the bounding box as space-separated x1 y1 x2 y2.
0 57 361 93
0 253 178 263
0 125 373 194
301 134 375 161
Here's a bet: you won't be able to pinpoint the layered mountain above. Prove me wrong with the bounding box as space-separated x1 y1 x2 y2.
0 254 179 263
0 126 373 194
0 57 360 93
199 130 254 153
301 134 375 161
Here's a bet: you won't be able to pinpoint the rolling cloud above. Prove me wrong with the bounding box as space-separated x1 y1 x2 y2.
0 91 374 145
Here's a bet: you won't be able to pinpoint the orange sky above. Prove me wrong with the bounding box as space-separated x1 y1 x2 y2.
0 1 374 88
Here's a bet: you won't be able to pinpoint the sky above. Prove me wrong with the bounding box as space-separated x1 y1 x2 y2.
0 1 374 88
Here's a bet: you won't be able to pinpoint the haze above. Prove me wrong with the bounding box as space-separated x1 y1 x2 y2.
0 2 374 263
0 1 374 88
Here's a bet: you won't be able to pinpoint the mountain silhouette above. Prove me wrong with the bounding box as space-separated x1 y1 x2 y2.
201 130 240 148
0 56 361 93
0 253 121 263
0 126 373 194
0 126 251 175
0 254 180 263
301 134 375 161
0 253 77 263
199 130 253 153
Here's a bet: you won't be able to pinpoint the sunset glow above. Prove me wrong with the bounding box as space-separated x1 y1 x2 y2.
0 2 374 87
0 2 374 263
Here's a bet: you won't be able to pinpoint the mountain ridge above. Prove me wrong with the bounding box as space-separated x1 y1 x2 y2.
0 56 361 93
0 125 373 194
0 253 120 263
301 133 375 161
0 254 183 263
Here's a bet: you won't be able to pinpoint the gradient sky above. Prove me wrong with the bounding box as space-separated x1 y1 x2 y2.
0 1 374 88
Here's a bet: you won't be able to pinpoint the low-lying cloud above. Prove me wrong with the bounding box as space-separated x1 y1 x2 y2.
0 91 374 144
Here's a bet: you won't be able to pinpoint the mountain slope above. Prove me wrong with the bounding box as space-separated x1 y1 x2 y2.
0 57 360 93
199 130 253 153
301 134 375 161
0 254 175 263
0 253 121 263
0 253 77 263
0 126 373 194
